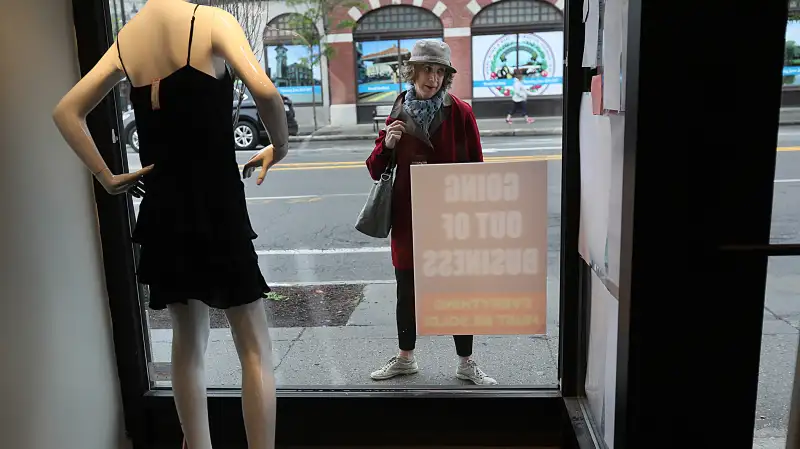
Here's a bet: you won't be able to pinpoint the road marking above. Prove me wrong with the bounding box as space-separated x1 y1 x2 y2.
776 179 800 183
259 147 800 170
247 193 365 200
483 139 561 146
270 280 395 287
258 154 561 171
131 193 365 205
287 197 322 204
482 146 561 153
256 247 390 256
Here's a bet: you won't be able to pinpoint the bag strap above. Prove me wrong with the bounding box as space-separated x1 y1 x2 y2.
383 148 396 175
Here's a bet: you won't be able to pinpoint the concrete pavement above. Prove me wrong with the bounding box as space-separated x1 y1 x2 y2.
147 281 561 388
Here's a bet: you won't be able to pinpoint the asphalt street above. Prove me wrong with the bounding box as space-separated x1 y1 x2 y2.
129 135 565 285
129 129 800 286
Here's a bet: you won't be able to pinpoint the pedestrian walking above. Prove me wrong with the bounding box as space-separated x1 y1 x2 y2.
506 69 535 124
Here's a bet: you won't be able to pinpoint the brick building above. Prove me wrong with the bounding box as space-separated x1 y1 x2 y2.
262 0 565 127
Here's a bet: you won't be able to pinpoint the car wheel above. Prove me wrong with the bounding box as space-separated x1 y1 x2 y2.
128 125 139 153
234 121 258 150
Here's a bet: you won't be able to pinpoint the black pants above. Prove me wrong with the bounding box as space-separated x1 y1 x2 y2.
508 100 528 117
395 269 473 357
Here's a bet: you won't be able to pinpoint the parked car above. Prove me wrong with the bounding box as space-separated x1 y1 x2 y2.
122 88 299 152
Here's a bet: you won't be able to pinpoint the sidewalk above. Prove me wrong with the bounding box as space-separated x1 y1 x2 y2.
291 107 800 142
147 282 561 387
144 279 798 447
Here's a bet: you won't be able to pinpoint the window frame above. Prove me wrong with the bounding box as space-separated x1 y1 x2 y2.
73 0 599 447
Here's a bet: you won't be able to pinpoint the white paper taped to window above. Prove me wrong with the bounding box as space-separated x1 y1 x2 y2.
585 270 619 449
602 0 623 111
578 92 612 268
606 115 625 286
582 0 600 68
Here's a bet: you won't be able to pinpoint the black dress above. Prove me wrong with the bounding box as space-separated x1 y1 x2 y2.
117 5 270 311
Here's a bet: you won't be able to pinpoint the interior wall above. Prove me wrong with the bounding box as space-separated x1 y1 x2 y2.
0 1 127 449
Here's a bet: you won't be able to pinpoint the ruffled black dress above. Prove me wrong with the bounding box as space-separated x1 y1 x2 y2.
118 6 269 310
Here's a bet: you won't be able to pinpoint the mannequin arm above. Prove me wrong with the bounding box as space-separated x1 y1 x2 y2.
211 9 289 163
52 44 126 176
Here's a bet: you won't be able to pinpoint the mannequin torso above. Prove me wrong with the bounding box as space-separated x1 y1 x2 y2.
53 0 288 188
116 0 227 87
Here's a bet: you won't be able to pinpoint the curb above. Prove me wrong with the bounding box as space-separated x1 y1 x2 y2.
289 127 564 142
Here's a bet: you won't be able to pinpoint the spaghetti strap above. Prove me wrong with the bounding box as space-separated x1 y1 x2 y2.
116 38 130 79
187 4 201 65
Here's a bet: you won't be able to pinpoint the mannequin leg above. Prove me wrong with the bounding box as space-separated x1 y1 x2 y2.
168 300 212 449
225 301 277 449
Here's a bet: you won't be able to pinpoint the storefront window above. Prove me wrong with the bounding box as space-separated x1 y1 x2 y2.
113 0 562 391
356 37 443 103
354 6 444 104
264 13 322 104
784 7 800 86
471 33 564 98
471 0 564 100
265 44 322 104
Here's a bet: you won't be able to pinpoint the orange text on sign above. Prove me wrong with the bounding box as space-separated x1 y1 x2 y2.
417 293 547 335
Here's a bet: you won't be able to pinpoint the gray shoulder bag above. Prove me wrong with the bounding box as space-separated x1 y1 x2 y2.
355 149 396 238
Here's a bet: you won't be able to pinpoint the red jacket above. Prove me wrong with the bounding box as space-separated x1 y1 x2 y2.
365 92 484 270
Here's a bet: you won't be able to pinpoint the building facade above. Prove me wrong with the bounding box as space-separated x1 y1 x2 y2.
265 0 566 127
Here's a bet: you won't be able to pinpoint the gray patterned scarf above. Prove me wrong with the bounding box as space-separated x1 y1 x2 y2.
403 86 445 137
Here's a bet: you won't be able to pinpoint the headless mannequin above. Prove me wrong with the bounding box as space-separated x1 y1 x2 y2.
52 1 289 448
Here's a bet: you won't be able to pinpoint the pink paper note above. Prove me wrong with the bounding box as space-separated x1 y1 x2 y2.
591 75 603 115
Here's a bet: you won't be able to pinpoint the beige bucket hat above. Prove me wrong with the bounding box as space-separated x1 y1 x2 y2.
407 39 457 73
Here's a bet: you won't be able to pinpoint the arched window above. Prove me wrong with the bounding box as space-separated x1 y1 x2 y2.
263 14 322 105
263 13 319 46
472 0 562 31
354 6 442 39
353 6 444 106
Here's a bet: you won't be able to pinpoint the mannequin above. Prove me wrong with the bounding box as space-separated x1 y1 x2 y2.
52 1 288 448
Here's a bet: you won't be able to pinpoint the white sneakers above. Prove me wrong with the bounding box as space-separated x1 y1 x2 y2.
456 359 498 385
370 356 420 380
370 355 497 385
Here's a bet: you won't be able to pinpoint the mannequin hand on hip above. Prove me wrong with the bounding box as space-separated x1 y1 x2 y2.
242 144 276 186
94 164 154 198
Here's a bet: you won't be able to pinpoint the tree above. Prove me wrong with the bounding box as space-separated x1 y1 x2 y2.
205 0 269 126
281 0 363 130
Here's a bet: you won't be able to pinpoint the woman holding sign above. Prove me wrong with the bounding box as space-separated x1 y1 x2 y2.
365 40 497 385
